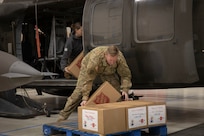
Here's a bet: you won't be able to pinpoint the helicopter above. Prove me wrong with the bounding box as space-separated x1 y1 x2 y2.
1 0 204 117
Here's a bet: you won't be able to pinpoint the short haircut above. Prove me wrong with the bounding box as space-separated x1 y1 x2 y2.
106 45 119 57
71 22 82 30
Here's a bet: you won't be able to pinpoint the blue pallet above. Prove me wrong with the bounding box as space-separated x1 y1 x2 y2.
43 119 167 136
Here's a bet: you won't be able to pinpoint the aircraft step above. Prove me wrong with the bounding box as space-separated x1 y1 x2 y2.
43 117 167 136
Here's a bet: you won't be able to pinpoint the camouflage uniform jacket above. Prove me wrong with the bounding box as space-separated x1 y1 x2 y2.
78 46 132 101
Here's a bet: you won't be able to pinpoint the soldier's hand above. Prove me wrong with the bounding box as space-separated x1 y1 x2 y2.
65 66 71 74
80 100 87 106
122 91 129 101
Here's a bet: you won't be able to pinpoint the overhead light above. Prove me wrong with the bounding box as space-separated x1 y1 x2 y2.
0 0 4 4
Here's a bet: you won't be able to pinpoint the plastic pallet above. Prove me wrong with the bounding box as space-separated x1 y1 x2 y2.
43 118 167 136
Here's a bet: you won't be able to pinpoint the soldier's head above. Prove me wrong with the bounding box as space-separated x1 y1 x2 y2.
72 22 82 37
105 45 119 66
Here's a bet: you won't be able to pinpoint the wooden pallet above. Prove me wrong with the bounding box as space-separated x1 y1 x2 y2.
43 118 167 136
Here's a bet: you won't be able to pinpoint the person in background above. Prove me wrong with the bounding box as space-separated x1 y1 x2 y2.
60 22 83 78
57 45 132 122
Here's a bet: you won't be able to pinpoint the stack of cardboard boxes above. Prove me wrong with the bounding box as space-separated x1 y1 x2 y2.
78 82 166 135
78 101 166 135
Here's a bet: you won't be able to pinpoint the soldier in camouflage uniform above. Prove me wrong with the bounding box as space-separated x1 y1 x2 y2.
57 45 132 122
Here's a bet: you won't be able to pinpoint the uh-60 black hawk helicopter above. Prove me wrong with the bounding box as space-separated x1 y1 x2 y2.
0 0 204 117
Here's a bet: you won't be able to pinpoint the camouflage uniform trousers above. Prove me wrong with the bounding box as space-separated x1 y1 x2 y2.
59 74 121 120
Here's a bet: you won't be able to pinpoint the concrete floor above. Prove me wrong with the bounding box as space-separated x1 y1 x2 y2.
0 87 203 136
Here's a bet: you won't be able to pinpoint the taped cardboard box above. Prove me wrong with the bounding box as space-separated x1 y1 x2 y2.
78 105 126 134
66 51 84 78
85 81 121 105
103 101 149 130
119 100 167 127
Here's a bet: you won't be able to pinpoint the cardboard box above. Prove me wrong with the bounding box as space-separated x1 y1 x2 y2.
85 81 121 105
107 101 150 130
147 102 166 126
66 51 84 78
78 105 126 134
120 101 166 127
78 100 166 134
101 101 166 130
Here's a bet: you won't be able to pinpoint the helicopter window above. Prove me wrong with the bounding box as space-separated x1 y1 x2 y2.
134 0 174 43
91 0 123 46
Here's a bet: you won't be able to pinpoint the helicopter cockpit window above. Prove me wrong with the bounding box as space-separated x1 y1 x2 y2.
91 0 123 46
134 0 174 43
